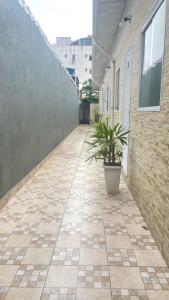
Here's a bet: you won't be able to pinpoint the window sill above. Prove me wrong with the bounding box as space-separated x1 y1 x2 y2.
137 106 160 112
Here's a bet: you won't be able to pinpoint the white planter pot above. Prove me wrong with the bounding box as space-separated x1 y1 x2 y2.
103 164 121 194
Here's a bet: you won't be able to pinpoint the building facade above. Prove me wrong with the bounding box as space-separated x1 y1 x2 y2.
52 36 92 89
92 0 169 265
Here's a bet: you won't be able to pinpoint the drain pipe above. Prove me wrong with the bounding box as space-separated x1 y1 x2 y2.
111 59 116 126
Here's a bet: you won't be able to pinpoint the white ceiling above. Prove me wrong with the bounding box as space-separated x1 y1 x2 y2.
92 0 127 89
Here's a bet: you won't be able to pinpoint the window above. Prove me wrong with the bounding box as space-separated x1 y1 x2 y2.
85 68 87 72
139 0 166 109
89 55 92 61
85 54 88 59
65 54 67 58
72 54 75 63
115 68 120 111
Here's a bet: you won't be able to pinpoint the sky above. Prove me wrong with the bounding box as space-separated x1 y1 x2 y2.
25 0 92 44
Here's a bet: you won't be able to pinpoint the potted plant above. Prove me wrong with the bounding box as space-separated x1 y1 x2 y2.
85 121 129 194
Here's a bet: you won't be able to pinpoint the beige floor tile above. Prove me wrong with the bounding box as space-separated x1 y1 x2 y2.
21 214 43 222
0 265 18 286
134 249 167 267
147 290 169 300
77 288 112 300
56 234 81 248
5 288 42 300
0 223 15 234
80 249 107 265
37 223 60 234
121 206 140 215
45 266 78 287
127 224 151 236
103 214 125 224
83 207 102 215
7 206 27 213
4 234 32 247
62 214 82 223
109 266 144 289
106 235 132 249
46 206 65 214
22 248 53 265
82 223 104 235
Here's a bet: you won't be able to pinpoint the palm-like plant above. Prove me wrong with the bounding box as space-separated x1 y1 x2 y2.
86 121 129 165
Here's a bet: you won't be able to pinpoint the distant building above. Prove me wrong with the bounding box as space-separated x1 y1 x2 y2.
52 36 92 89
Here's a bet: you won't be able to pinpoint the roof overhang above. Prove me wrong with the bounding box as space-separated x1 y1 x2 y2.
92 0 127 90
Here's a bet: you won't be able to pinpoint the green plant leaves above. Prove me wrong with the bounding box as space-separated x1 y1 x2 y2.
85 121 130 165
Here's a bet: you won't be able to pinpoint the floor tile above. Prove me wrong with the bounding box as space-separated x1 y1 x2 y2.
80 249 107 265
78 265 110 288
0 127 168 298
4 234 32 248
127 224 151 236
81 234 106 249
22 248 53 265
103 214 125 224
130 235 158 250
147 290 169 300
62 214 82 223
60 223 82 235
45 266 78 287
121 206 141 215
140 266 169 290
37 223 60 235
134 250 167 267
106 235 132 249
51 248 80 266
111 288 148 299
107 249 137 266
105 223 128 235
5 287 42 300
11 265 48 287
56 234 81 248
41 287 77 300
21 214 43 223
109 266 144 289
0 265 18 286
77 288 112 300
0 223 15 234
82 223 104 235
0 247 26 265
0 287 9 300
30 234 57 248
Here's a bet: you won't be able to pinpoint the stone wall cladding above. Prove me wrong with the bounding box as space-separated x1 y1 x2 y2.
110 0 169 263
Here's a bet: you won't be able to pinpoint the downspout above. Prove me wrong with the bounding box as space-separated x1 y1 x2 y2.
111 60 116 126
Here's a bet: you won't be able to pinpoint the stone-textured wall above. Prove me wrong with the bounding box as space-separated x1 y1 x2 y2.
0 0 79 199
110 0 169 263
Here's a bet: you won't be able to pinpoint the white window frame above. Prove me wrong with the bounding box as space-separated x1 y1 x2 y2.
138 0 166 112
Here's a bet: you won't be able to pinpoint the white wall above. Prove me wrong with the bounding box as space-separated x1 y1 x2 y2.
53 44 92 88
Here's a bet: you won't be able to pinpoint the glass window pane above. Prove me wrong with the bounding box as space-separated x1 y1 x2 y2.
143 23 152 74
151 1 166 65
140 1 166 108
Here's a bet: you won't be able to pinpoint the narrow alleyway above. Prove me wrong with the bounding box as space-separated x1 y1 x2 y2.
0 126 169 300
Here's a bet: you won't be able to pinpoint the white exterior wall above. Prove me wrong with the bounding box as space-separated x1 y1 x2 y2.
99 62 114 126
53 44 92 88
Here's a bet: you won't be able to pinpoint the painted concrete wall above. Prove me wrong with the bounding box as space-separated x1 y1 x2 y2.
0 0 79 199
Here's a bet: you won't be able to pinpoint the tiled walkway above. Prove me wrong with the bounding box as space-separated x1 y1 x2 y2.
0 126 169 300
